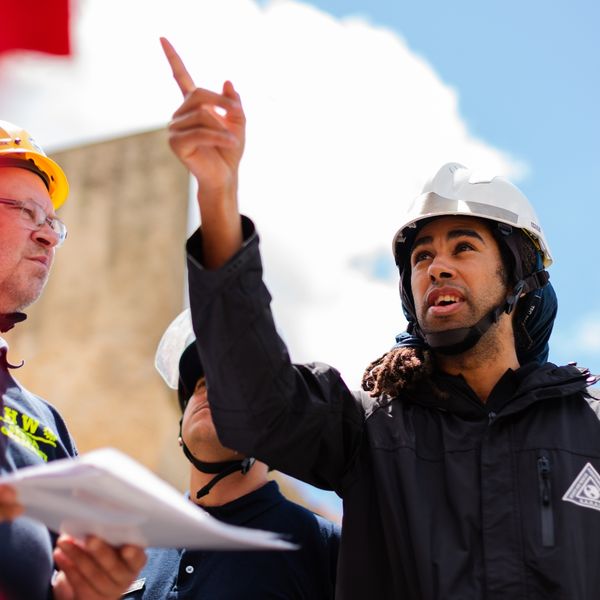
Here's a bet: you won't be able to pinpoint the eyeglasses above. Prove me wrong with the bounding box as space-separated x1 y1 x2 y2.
0 197 67 247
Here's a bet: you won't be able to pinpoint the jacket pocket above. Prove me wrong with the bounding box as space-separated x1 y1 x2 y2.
537 452 555 548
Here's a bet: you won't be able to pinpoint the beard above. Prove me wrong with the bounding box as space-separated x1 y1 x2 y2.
416 264 512 364
418 263 509 334
0 269 49 313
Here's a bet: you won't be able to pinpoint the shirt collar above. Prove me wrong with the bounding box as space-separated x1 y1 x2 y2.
202 481 283 527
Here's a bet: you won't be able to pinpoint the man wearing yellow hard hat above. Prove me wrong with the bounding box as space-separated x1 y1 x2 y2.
0 121 146 600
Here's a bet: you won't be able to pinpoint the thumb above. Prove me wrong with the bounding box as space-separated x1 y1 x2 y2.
51 572 75 600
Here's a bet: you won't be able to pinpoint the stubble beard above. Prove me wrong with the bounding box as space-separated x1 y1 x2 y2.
419 265 511 367
1 271 49 313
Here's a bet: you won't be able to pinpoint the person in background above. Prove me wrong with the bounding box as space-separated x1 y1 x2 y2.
160 37 600 600
0 120 146 600
124 309 340 599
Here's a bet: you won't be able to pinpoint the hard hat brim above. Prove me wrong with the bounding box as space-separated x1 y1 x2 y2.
3 149 69 210
393 191 553 268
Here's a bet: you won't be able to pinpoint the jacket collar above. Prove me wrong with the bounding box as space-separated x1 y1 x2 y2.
406 362 590 420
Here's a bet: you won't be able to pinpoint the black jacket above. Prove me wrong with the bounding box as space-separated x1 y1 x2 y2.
186 219 600 600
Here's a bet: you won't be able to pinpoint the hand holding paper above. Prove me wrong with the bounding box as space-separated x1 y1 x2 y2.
52 533 146 600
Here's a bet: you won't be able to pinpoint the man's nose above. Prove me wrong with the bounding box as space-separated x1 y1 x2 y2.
32 224 59 248
428 256 455 282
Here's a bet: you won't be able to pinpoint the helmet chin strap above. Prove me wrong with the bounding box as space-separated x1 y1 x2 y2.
179 435 255 500
421 270 549 356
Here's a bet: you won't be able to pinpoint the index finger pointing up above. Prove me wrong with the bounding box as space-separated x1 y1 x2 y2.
160 37 196 97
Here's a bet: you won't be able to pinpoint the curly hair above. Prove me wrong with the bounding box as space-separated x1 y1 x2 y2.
362 345 442 399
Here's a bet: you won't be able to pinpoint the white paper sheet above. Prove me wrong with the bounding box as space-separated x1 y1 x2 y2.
0 447 296 550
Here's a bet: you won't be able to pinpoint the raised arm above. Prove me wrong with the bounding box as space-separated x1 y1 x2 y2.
160 37 245 269
161 38 366 492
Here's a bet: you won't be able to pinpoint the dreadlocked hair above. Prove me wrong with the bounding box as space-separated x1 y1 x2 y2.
361 345 439 399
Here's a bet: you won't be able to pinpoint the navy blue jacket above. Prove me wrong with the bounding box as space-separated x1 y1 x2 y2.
126 481 340 599
0 340 77 600
185 219 600 600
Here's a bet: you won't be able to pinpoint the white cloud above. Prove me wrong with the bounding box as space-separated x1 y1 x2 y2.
549 312 600 372
570 315 600 353
0 0 524 388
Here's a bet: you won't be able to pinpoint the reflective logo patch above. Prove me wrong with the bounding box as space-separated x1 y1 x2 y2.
562 463 600 512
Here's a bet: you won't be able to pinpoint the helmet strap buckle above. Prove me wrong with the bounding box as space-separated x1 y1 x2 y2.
505 280 526 315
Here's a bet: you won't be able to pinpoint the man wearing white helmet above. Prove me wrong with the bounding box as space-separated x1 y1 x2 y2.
161 39 600 600
363 161 559 397
124 310 340 599
0 121 146 599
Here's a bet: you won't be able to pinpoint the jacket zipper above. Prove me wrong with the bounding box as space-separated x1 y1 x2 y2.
537 453 555 548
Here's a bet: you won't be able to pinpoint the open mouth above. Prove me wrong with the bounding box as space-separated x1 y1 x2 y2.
426 289 465 311
433 294 462 307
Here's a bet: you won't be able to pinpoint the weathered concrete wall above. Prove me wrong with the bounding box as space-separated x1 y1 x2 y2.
4 127 190 489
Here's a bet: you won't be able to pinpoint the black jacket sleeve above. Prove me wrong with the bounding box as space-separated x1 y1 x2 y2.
186 217 366 493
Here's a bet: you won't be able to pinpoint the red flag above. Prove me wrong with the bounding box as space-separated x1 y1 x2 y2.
0 0 71 56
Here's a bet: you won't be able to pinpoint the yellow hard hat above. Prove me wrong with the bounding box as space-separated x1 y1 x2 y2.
0 120 69 209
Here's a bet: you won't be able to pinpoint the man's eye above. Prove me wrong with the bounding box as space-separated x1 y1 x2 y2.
412 251 431 265
454 242 474 253
21 207 36 221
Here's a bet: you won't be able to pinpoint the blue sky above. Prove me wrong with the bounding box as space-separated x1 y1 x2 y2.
259 0 600 372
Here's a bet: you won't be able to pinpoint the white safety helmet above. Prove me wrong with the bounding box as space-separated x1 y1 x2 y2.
393 162 552 267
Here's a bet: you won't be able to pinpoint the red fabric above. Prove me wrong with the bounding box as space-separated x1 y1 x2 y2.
0 0 71 56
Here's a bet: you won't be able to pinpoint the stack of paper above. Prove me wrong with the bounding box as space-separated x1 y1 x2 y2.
0 447 296 550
